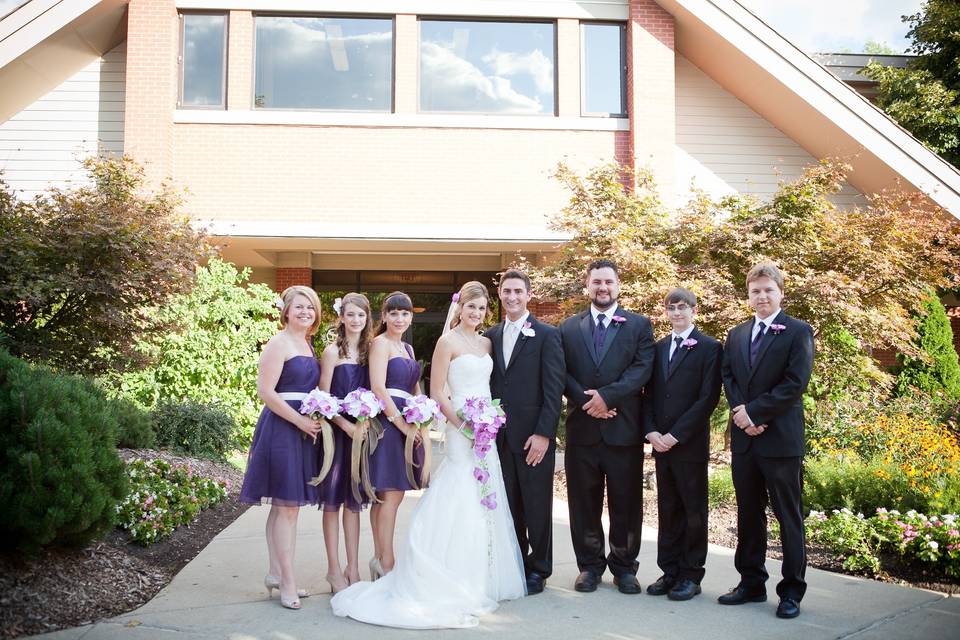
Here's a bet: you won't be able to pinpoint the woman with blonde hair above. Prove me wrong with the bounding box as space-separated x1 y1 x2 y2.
317 293 374 593
239 285 324 610
332 281 525 628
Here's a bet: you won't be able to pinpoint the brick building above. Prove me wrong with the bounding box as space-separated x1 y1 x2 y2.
3 0 960 354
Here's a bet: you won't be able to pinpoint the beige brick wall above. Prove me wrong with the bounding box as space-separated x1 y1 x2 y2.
124 0 177 183
172 125 620 230
227 11 253 110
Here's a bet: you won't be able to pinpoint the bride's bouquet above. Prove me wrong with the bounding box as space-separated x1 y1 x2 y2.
457 397 507 510
401 395 442 489
299 390 340 486
341 387 385 504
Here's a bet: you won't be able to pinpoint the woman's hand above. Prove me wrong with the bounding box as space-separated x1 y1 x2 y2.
297 415 322 440
402 421 423 444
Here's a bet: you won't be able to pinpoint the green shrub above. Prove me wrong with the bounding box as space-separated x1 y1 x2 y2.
806 509 882 574
117 458 227 545
803 454 938 515
708 466 736 508
895 293 960 401
0 349 127 552
152 398 236 462
112 396 155 449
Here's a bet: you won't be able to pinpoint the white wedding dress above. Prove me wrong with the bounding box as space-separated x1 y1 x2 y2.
330 353 526 628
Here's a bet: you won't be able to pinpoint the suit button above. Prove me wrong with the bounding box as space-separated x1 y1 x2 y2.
665 394 671 399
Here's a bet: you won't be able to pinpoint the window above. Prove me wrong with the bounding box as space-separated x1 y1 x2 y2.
254 16 393 110
419 20 555 115
179 13 227 108
581 22 626 116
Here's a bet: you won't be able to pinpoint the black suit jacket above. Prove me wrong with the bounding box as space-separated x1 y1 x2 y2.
487 315 565 454
721 311 814 457
642 328 722 462
560 308 655 447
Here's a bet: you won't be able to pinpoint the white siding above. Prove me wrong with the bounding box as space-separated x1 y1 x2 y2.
0 42 125 198
675 55 863 206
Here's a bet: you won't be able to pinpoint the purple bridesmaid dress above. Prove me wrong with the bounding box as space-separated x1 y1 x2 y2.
239 354 320 507
317 363 369 512
369 344 425 492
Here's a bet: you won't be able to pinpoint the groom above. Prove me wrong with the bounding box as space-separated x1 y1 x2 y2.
487 269 565 595
560 259 655 594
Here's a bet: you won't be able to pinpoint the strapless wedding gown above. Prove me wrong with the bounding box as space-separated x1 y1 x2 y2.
330 353 526 628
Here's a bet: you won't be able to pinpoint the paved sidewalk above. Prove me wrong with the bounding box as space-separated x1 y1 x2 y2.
34 448 959 639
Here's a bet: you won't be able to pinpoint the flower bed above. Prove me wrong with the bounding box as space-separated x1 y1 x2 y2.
116 458 228 545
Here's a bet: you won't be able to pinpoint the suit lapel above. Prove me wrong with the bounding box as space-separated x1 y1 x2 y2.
489 323 507 375
506 314 535 371
597 318 621 364
579 311 599 366
667 330 695 380
660 337 671 379
748 311 784 381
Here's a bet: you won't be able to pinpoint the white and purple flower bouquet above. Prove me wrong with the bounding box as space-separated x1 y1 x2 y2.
301 390 341 486
457 396 507 510
342 387 386 504
401 395 443 489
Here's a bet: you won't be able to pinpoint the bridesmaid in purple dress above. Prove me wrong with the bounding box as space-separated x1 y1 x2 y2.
239 286 324 610
317 293 374 593
367 291 425 578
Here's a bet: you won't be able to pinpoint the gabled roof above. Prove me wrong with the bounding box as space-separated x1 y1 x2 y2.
0 0 126 122
661 0 960 216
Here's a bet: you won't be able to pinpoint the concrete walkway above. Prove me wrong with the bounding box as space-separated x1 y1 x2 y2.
35 452 959 640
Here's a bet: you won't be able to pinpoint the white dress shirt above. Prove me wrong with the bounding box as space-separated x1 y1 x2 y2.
669 325 696 360
502 311 530 365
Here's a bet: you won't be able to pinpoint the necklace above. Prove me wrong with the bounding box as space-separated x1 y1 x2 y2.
387 338 407 358
454 326 484 354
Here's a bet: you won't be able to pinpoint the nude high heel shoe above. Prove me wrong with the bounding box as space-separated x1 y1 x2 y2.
368 557 385 581
325 573 349 594
265 575 310 598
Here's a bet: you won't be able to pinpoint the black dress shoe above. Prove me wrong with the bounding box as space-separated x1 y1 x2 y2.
526 572 546 595
574 570 600 593
717 585 767 605
613 573 642 594
667 579 702 601
645 575 676 596
776 598 800 619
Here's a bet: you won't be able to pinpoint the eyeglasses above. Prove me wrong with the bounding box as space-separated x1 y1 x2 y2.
665 304 692 312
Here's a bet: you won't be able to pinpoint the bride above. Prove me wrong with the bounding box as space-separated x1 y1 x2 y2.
330 281 526 628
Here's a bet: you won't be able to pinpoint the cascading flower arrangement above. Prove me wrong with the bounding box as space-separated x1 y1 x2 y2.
342 387 385 503
401 395 442 489
457 396 507 510
300 389 340 486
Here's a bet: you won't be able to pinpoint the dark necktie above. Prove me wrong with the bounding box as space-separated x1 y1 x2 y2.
669 335 683 369
750 321 766 366
594 313 607 357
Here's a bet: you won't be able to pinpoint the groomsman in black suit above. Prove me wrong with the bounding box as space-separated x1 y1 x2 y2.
718 262 814 619
559 259 655 594
488 269 565 595
642 288 722 601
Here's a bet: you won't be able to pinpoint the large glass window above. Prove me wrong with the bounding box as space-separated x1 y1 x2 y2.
420 20 555 115
179 13 227 108
581 22 626 116
254 16 393 110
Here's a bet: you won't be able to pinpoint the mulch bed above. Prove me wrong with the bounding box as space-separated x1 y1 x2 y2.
0 450 248 639
552 451 959 595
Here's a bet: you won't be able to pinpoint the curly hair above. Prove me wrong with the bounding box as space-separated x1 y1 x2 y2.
335 292 374 365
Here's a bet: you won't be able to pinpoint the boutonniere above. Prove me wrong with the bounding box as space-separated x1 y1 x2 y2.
681 338 698 350
520 321 536 337
611 315 626 326
769 323 786 334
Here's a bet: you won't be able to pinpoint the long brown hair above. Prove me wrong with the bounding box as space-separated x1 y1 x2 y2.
336 293 374 365
375 291 414 336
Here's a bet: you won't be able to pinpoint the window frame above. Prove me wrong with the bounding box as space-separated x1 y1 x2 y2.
417 16 558 117
580 21 627 118
251 12 396 112
177 11 229 110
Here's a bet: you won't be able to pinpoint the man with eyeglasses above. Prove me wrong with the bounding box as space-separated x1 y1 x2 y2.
641 288 722 601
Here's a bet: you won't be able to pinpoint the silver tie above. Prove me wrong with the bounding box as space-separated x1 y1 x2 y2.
503 322 519 365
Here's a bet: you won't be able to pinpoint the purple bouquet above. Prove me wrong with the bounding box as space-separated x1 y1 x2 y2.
457 396 507 510
401 394 442 428
341 387 384 420
401 394 442 489
341 388 385 504
301 390 340 486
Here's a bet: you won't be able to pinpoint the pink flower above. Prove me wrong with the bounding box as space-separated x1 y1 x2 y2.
474 442 491 458
681 338 698 350
480 493 498 510
769 323 786 334
612 315 627 325
521 321 536 337
473 467 490 483
452 292 460 302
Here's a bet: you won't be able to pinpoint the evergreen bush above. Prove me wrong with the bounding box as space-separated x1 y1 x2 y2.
151 398 236 462
0 349 127 552
895 293 960 400
112 396 155 449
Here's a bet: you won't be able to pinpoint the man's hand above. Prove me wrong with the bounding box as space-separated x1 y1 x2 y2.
646 431 670 453
524 434 550 466
660 433 679 450
745 424 766 437
583 389 612 418
731 404 753 429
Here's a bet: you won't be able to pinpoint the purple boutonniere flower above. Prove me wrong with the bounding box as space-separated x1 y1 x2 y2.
681 338 698 350
769 323 786 334
612 315 627 325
